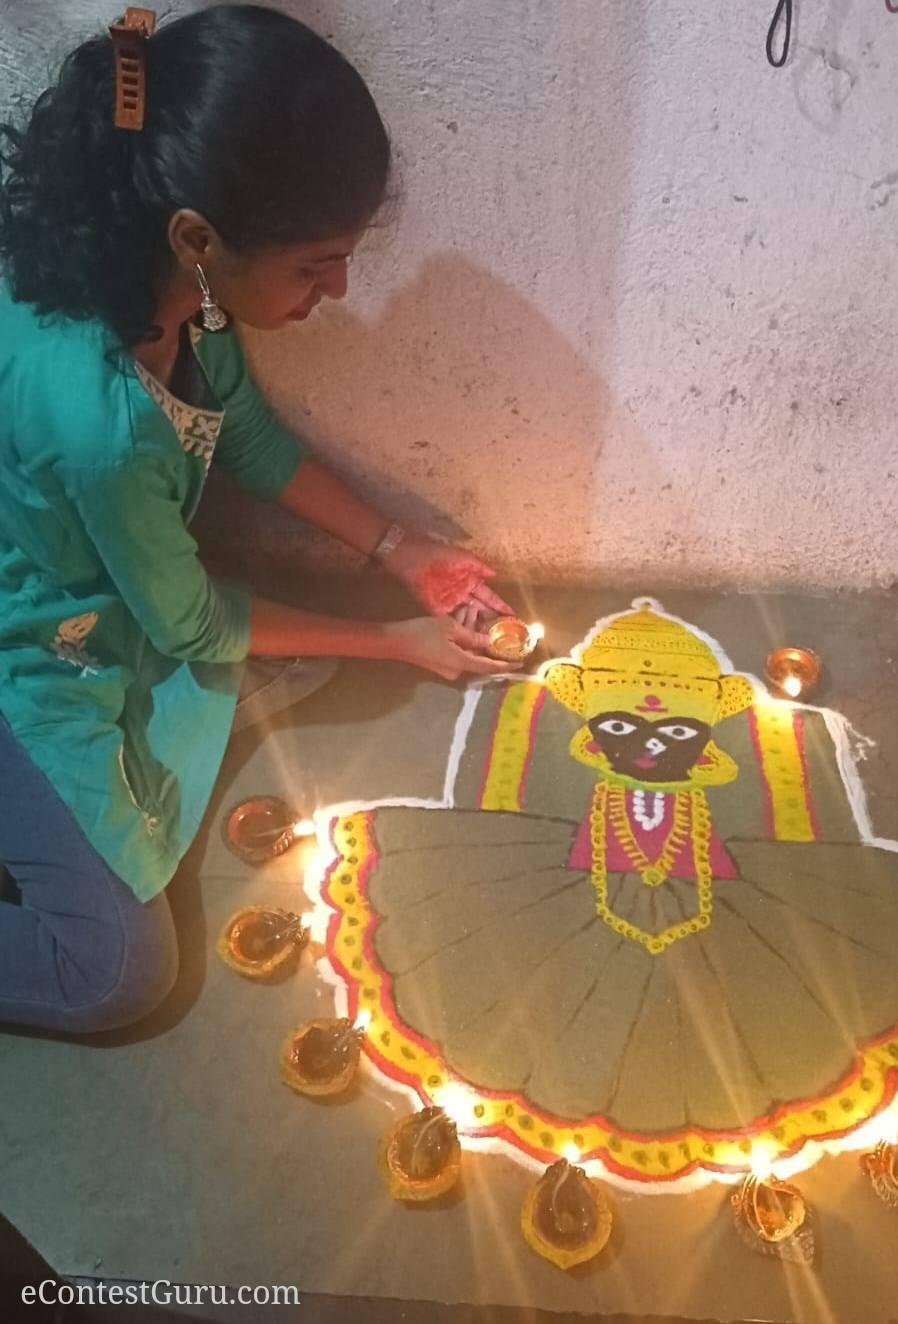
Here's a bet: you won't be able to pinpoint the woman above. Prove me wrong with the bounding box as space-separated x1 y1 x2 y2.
0 4 512 1034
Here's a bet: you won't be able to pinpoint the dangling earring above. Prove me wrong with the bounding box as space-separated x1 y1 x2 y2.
195 262 228 333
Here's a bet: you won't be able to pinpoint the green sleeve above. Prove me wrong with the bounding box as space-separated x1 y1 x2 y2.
200 329 306 499
68 455 251 663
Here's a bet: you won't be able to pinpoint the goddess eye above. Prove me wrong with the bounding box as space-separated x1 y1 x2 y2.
657 724 699 741
596 718 637 737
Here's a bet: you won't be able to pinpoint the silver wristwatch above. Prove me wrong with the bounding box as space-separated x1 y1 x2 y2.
372 522 407 562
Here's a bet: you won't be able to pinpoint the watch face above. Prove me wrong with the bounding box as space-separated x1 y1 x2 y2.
375 524 405 559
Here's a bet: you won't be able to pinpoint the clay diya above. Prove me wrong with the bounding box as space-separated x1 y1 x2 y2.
486 617 543 663
280 1017 367 1098
521 1158 612 1270
216 905 308 980
862 1141 898 1207
222 795 303 866
731 1175 815 1262
765 647 822 701
379 1106 462 1202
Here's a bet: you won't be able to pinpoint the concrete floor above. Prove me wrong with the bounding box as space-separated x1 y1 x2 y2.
2 578 898 1324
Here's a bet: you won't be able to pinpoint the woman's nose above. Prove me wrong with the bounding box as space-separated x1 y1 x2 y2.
320 261 349 301
645 737 667 757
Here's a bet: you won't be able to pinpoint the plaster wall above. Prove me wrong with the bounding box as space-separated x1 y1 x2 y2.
3 1 898 587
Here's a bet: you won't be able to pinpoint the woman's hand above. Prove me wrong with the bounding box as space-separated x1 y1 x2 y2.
381 534 513 621
385 617 520 681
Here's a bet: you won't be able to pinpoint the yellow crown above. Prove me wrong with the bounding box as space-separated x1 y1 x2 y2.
544 606 754 726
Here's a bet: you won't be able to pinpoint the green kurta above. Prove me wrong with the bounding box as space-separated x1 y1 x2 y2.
0 285 305 901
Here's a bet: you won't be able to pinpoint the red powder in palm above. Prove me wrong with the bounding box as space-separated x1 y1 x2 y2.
415 561 479 613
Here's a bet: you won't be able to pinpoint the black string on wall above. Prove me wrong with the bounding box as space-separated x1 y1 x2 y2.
767 0 898 68
766 0 793 66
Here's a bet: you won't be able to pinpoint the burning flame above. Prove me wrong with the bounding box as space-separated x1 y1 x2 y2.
561 1142 583 1164
353 1009 373 1032
781 674 803 699
292 818 316 838
433 1081 479 1127
528 622 546 644
749 1139 779 1181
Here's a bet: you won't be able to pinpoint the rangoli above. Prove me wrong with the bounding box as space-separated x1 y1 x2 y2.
305 599 898 1191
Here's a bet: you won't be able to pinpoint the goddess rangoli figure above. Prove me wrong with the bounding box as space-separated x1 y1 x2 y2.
312 601 898 1185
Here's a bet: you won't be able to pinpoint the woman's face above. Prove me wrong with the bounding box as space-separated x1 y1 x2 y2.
210 233 359 330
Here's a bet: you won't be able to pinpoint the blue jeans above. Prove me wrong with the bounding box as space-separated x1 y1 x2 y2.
0 656 337 1034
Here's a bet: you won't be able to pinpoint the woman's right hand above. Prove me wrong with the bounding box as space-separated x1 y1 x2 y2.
385 617 519 681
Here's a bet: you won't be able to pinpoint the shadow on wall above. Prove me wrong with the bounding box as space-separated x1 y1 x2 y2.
791 0 861 129
1 0 648 587
199 252 612 584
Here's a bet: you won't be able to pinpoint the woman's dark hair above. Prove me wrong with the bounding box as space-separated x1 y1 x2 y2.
0 4 391 346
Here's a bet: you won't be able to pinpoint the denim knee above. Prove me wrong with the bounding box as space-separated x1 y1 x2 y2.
62 894 179 1035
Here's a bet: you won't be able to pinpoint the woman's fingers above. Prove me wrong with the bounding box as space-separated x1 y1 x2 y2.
449 622 524 673
452 600 486 631
449 623 492 652
471 581 515 615
464 556 497 579
456 648 522 675
448 638 521 675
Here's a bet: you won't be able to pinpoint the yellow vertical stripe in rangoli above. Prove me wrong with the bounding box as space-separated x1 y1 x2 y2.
753 704 816 842
480 682 544 812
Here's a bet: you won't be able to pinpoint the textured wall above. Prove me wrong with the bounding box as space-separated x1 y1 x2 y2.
3 1 898 588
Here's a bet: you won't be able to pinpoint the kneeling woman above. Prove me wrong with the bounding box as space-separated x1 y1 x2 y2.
0 4 510 1034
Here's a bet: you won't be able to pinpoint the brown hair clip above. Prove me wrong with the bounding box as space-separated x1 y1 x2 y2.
109 7 157 131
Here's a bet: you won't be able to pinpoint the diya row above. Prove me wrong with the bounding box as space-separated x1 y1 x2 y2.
215 609 862 1271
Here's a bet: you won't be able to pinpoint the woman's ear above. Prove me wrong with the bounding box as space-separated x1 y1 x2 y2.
167 208 220 274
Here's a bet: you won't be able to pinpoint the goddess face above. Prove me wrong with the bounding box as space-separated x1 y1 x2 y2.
587 710 711 783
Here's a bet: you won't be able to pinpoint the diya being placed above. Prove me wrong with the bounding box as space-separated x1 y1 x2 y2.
216 905 308 980
378 1106 462 1202
521 1158 612 1270
486 617 544 663
730 1174 815 1263
862 1141 898 1207
280 1017 367 1098
765 647 822 701
223 795 310 866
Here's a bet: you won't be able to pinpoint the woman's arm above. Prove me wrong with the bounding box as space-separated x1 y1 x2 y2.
202 332 512 620
68 453 510 682
249 597 514 681
277 459 513 619
276 458 391 556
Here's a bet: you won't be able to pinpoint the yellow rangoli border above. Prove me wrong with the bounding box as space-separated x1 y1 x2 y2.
323 811 898 1184
480 682 545 812
750 702 817 841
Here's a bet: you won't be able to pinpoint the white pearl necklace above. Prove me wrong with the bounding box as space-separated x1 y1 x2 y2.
631 789 666 831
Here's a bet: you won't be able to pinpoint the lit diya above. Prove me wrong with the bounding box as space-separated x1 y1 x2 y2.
521 1158 612 1270
486 617 544 663
280 1017 366 1098
378 1106 462 1202
730 1174 815 1263
223 795 309 866
862 1141 898 1207
765 647 822 701
216 905 308 980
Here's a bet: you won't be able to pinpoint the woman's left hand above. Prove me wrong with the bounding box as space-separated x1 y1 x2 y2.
382 534 513 621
